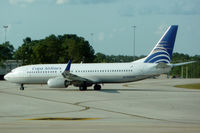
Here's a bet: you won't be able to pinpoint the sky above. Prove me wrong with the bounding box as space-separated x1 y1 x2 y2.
0 0 200 56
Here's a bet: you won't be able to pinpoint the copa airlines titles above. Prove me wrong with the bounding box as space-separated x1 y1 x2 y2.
32 66 62 71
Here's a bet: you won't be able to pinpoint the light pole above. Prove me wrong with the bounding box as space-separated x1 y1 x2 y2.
3 25 8 43
132 25 136 61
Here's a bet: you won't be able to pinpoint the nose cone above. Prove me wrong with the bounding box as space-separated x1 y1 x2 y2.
4 72 22 84
4 73 10 81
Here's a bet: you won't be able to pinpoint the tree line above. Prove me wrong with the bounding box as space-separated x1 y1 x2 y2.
14 34 95 64
0 34 199 77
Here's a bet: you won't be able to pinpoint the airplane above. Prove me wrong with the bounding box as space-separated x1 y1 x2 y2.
4 25 195 91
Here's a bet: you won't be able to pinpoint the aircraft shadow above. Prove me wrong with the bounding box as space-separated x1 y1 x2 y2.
34 88 199 93
101 88 199 93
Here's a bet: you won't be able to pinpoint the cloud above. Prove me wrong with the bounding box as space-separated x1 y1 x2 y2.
55 0 118 5
109 33 113 38
9 0 35 7
13 21 23 25
56 0 69 5
169 0 200 15
113 27 127 33
9 0 35 4
120 0 200 17
98 32 104 41
7 24 12 32
155 24 168 35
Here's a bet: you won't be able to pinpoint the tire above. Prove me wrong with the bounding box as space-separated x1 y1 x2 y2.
94 84 101 90
20 86 24 90
20 84 24 90
79 86 87 91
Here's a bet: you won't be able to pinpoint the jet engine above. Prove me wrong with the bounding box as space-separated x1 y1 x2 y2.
47 77 70 88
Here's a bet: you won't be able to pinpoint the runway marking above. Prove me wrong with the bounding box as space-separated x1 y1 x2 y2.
0 90 90 117
73 99 167 121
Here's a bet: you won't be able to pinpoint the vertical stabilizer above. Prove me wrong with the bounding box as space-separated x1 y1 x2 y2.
144 25 178 64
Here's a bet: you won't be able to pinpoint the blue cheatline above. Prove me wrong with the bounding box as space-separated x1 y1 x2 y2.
144 25 178 64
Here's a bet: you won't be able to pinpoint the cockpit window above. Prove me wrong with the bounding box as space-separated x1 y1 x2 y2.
11 69 16 73
11 66 26 73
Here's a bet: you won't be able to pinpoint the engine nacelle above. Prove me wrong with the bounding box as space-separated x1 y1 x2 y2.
47 77 70 88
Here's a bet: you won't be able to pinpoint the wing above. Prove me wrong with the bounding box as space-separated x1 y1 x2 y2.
62 71 89 82
61 60 93 84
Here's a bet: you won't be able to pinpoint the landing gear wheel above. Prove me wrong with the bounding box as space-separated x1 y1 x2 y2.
94 84 101 90
79 86 87 91
20 84 24 90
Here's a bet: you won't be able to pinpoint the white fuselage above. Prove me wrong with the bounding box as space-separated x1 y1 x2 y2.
4 58 171 85
4 25 178 89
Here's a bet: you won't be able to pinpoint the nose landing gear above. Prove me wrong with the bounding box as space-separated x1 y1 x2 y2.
20 84 24 90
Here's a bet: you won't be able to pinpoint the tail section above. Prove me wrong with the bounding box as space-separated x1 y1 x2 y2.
144 25 178 64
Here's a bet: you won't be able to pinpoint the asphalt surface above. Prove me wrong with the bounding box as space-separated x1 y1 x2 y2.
0 78 200 133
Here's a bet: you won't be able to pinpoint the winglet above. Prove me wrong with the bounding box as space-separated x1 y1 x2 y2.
65 59 72 71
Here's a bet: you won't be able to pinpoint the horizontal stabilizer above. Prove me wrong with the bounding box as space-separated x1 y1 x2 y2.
171 61 196 67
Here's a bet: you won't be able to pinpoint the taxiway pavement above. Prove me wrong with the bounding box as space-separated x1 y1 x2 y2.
0 78 200 133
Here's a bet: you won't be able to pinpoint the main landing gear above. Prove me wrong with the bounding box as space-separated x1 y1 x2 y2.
20 84 24 90
79 81 87 91
94 84 101 90
79 84 101 91
79 86 87 91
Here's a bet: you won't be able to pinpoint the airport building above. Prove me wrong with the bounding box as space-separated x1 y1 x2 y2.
0 60 22 80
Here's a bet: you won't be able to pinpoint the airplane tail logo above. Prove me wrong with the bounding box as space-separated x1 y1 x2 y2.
144 25 178 64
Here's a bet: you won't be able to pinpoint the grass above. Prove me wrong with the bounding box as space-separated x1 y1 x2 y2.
175 83 200 90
